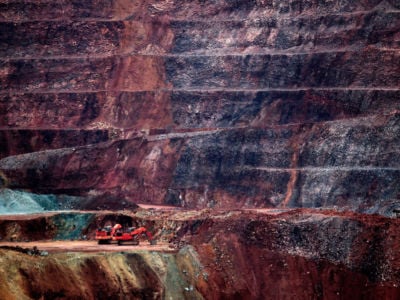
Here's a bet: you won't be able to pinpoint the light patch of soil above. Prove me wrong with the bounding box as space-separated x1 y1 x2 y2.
0 240 175 253
136 203 180 210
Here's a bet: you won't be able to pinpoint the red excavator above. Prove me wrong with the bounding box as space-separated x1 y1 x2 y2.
114 226 157 245
95 224 156 245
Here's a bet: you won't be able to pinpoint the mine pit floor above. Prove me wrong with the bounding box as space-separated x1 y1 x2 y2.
0 240 175 254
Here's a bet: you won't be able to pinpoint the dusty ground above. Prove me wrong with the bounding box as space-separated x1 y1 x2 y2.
136 203 180 210
0 240 174 253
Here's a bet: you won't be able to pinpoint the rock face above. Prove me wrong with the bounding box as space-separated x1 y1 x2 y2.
0 209 399 299
1 0 400 213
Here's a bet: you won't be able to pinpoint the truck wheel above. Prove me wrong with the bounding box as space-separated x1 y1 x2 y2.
150 240 157 245
118 240 122 245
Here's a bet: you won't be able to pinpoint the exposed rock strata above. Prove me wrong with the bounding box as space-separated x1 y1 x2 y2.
1 0 399 213
0 209 399 299
1 113 398 213
1 1 399 299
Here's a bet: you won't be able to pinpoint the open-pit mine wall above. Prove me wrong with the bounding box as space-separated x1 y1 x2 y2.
0 210 399 299
1 1 400 212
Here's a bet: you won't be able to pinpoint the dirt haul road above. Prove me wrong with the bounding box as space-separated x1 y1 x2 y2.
0 240 174 253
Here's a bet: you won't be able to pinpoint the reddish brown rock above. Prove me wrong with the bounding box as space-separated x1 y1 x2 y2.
0 209 399 299
1 1 399 299
0 129 110 159
0 0 399 213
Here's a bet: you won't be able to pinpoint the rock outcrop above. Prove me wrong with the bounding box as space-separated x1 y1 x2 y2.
0 209 399 299
1 1 399 212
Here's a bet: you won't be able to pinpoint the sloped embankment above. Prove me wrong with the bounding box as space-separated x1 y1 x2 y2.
0 246 204 300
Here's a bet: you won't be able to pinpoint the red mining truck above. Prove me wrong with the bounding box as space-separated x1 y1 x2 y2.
95 224 156 246
114 226 157 245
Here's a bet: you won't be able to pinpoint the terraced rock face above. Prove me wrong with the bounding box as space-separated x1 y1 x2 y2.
1 0 399 213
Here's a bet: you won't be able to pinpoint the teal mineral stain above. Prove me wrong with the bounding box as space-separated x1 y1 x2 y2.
53 213 95 240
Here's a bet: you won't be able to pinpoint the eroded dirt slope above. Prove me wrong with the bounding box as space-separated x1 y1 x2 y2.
0 246 203 300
